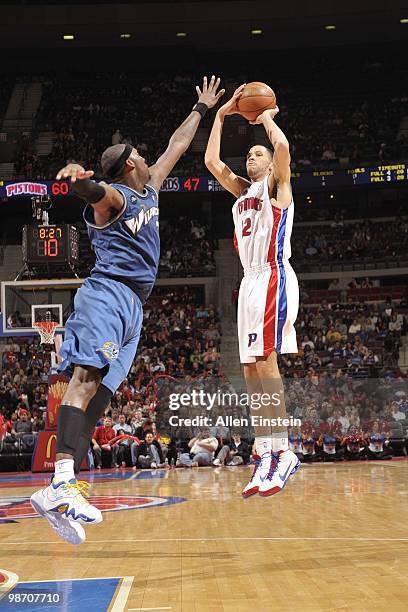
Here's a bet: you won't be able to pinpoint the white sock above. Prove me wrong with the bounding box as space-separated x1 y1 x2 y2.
271 433 289 453
256 436 272 455
54 459 75 483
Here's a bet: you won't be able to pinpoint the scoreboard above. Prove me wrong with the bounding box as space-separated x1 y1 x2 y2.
22 224 79 266
0 163 407 197
290 163 407 190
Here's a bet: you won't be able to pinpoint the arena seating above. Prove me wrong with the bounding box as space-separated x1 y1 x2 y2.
0 78 13 120
77 215 217 278
1 286 406 469
292 218 408 272
10 46 408 179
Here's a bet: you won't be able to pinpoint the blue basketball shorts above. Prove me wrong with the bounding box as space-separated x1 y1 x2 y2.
57 276 143 394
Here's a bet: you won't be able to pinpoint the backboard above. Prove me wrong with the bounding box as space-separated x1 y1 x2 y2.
1 278 84 336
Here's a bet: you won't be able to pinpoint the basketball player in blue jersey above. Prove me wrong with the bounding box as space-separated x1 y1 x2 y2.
30 76 225 544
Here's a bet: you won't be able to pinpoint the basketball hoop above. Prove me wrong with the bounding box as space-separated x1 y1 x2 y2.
32 320 59 345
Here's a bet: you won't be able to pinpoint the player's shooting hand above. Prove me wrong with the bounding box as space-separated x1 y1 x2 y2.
196 75 225 109
56 163 94 183
249 106 279 125
218 84 246 118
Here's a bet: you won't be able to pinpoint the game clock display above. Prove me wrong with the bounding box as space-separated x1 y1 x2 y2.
23 224 79 266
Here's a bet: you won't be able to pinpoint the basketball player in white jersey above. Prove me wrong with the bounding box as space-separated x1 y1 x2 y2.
205 85 300 497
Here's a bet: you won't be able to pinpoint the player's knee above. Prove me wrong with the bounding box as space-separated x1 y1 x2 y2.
64 365 103 407
243 363 258 380
256 353 280 378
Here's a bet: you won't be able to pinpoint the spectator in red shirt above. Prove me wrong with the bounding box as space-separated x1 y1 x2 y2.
0 411 12 440
91 417 118 468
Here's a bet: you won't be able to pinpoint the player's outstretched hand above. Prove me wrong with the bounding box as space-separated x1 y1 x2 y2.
249 106 280 125
56 163 94 183
196 76 225 109
217 84 246 118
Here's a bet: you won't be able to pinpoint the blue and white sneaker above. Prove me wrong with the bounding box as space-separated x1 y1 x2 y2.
30 478 102 543
30 486 86 545
258 449 301 497
242 453 272 498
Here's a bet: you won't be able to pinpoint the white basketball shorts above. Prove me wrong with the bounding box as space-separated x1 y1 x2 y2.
237 262 299 363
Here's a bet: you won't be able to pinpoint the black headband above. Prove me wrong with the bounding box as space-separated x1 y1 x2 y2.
105 143 133 179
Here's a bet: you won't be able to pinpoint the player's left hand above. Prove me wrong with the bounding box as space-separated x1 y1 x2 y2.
56 163 94 183
196 76 225 109
249 106 280 125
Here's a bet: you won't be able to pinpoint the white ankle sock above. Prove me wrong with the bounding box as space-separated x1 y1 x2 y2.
256 436 272 455
54 459 75 483
271 433 289 453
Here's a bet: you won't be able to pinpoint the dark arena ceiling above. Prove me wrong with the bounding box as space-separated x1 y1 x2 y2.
1 0 407 51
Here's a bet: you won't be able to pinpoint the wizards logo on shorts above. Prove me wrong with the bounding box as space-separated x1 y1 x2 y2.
97 341 119 360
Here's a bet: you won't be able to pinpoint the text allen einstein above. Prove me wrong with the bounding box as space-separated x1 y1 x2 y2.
168 415 301 427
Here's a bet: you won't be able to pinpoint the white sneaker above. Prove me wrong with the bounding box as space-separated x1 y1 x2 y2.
242 453 271 498
258 450 301 497
212 458 222 466
30 487 86 545
30 477 102 528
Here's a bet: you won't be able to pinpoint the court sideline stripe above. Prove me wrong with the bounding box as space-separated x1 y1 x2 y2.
110 575 134 612
2 536 408 544
128 608 172 611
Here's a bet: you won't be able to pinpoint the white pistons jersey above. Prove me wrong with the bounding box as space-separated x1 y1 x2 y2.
232 176 299 362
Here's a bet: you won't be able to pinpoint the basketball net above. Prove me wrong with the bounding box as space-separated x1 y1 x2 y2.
32 321 63 368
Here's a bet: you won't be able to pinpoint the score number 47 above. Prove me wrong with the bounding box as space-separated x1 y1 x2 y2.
183 178 200 192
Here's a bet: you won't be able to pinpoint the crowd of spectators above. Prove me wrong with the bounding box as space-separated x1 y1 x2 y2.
0 286 225 468
159 217 216 277
282 296 407 378
77 216 217 278
292 218 408 271
284 379 408 462
11 47 407 180
1 286 407 469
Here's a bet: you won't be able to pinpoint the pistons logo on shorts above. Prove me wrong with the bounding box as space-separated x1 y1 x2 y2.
248 333 257 347
97 341 119 360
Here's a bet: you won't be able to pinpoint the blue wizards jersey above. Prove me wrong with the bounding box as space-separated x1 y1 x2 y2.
83 183 159 304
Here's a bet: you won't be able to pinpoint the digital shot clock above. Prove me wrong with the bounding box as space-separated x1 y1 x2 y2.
22 224 79 266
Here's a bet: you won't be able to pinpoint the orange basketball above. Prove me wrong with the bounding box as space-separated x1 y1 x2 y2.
237 82 277 121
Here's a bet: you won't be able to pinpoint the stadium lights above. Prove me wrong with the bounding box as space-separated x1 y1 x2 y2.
120 33 131 39
400 18 408 23
63 35 75 40
176 32 188 37
324 25 336 30
251 29 263 35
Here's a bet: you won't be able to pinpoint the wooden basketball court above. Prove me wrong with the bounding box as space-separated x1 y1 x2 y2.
0 461 407 611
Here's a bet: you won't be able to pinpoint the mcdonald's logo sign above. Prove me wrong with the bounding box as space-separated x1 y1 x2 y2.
32 431 88 472
46 434 57 459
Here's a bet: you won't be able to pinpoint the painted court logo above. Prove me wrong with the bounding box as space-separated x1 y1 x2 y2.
0 495 186 523
97 341 119 360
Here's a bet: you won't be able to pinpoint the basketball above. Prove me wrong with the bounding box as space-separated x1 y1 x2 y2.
237 81 277 121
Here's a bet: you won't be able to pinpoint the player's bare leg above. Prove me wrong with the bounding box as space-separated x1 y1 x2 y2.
255 352 300 496
30 365 103 544
242 362 275 497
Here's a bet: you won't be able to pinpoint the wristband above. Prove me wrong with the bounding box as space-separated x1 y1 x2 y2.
192 102 208 119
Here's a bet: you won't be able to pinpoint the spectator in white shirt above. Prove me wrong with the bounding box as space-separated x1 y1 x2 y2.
180 429 218 467
391 402 405 421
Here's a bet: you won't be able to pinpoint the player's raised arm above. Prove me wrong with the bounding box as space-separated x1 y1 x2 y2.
204 85 250 198
148 76 225 193
56 163 123 213
251 107 291 192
